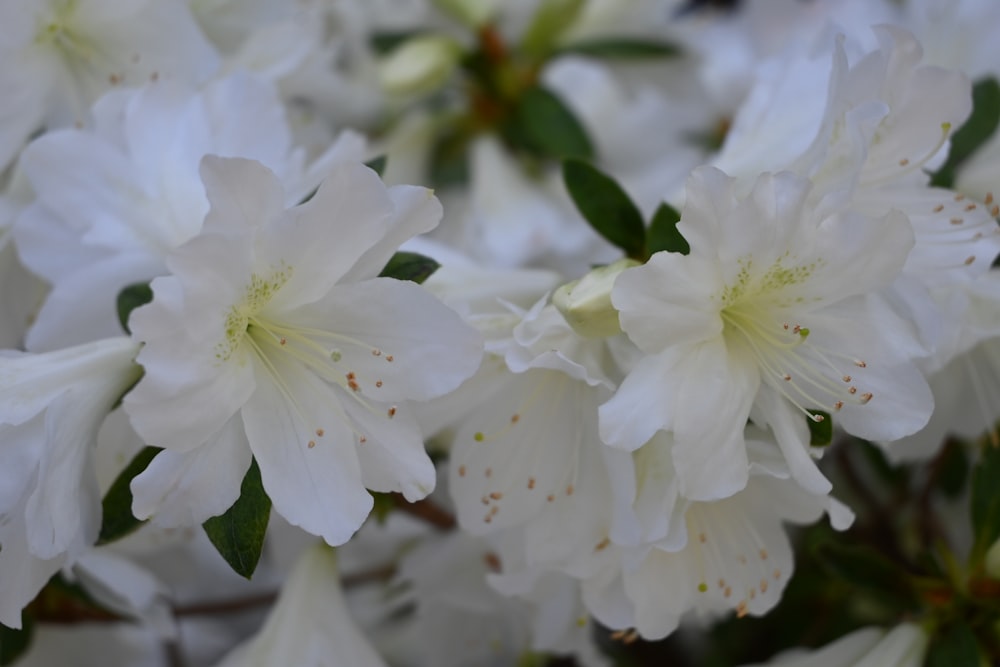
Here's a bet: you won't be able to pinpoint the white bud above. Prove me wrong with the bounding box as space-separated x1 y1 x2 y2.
378 35 464 97
552 258 638 339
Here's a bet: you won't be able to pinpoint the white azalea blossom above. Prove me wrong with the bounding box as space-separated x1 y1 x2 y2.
124 156 482 546
739 623 928 667
601 167 933 500
0 337 141 628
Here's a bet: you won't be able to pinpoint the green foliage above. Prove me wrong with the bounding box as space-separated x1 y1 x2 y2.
378 251 441 284
555 38 681 60
925 621 981 667
934 440 970 500
814 541 921 613
116 282 153 335
371 491 396 525
971 443 1000 564
97 446 161 545
646 202 689 256
930 77 1000 188
370 31 422 55
505 87 594 161
563 159 646 260
0 616 32 666
519 0 585 58
203 459 271 579
807 412 834 447
365 155 388 177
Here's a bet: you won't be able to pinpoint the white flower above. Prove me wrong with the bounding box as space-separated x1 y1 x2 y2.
14 71 367 351
601 167 933 500
0 337 142 628
216 542 388 667
739 623 928 667
124 156 482 546
0 0 218 170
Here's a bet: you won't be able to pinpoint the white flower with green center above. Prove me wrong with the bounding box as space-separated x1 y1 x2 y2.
600 167 934 501
123 156 483 546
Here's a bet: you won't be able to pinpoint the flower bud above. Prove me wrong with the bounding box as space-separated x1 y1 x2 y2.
552 258 638 339
378 35 464 97
432 0 499 28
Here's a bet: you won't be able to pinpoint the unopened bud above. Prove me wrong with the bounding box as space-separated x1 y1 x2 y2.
378 35 463 97
552 258 638 339
432 0 499 28
520 0 586 57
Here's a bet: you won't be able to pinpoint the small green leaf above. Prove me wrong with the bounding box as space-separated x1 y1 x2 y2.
505 87 594 161
808 411 833 447
378 252 441 284
116 283 153 335
930 77 1000 188
370 31 422 55
563 159 645 260
646 202 689 256
814 542 920 612
365 155 388 177
556 38 681 60
371 491 395 525
0 615 33 666
925 621 981 667
971 443 1000 563
97 446 161 545
429 130 470 188
203 459 271 579
520 0 585 58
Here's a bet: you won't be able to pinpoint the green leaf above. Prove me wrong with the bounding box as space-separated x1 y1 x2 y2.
971 443 1000 563
505 87 594 161
563 159 645 260
0 615 33 666
556 38 681 60
365 155 388 177
97 446 161 545
370 31 421 55
814 542 920 612
935 439 970 499
429 129 470 188
646 202 689 255
203 459 271 579
378 251 441 284
930 77 1000 188
116 283 153 335
807 411 833 447
520 0 585 58
371 491 395 525
925 621 981 667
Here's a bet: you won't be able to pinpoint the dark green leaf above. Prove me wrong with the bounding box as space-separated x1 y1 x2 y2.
935 439 970 499
814 542 920 612
370 31 421 55
429 130 470 188
365 155 388 177
556 38 681 60
808 412 833 447
931 77 1000 188
116 283 153 335
520 0 585 58
506 87 594 161
378 252 441 284
97 446 161 545
925 621 981 667
203 459 271 579
647 202 689 256
563 159 645 259
971 443 1000 563
0 615 33 666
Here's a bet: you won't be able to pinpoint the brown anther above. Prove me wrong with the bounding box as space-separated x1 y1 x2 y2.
782 373 792 381
109 73 121 85
387 406 397 418
834 401 844 411
485 467 493 478
527 477 536 489
385 355 394 362
610 630 627 641
307 440 316 449
458 465 467 477
348 380 360 391
760 578 769 593
848 386 858 394
718 578 726 589
510 413 520 424
481 496 489 505
316 429 324 437
736 601 748 618
955 193 966 201
842 375 852 382
346 371 356 380
372 348 381 356
699 532 707 544
773 569 781 580
855 360 867 368
279 337 287 345
992 204 999 217
489 491 503 500
760 549 768 560
951 217 964 225
375 380 383 388
624 631 639 645
359 435 367 443
933 204 945 213
965 256 976 265
860 392 873 403
986 192 994 205
898 158 909 166
566 484 575 496
594 537 610 552
749 589 756 600
547 494 555 503
966 203 978 211
483 552 502 572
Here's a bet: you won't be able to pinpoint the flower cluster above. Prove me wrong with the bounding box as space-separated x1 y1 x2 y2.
2 0 1000 665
